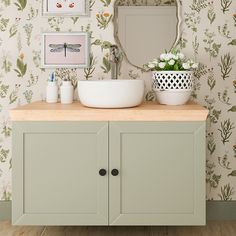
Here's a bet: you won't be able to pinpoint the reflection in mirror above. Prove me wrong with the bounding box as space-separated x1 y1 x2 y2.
114 0 179 69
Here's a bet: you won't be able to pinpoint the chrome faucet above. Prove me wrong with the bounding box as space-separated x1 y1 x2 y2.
109 45 120 80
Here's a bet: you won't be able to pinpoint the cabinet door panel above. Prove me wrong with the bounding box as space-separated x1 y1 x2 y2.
109 122 205 225
12 122 108 225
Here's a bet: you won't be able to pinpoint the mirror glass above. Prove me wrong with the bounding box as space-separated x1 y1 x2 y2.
114 0 179 68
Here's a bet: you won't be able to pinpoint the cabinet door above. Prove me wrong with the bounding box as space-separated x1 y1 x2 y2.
12 122 108 225
109 122 205 225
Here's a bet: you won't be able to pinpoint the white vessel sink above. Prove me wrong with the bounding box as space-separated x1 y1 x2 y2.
78 79 144 108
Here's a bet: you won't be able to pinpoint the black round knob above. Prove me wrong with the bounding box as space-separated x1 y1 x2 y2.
111 169 119 176
99 169 107 176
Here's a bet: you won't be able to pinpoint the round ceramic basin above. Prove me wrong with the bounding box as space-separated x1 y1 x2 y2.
78 79 144 108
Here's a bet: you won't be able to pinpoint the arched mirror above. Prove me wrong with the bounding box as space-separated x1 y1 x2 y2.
114 0 181 69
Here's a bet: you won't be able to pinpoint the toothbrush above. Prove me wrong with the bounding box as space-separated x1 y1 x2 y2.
51 72 55 82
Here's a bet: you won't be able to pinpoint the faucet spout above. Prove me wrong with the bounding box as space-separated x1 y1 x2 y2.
109 45 120 80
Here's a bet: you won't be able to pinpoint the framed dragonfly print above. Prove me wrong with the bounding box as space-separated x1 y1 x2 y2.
42 0 88 16
42 32 89 68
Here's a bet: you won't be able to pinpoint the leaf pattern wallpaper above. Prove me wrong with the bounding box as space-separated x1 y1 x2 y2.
0 0 235 201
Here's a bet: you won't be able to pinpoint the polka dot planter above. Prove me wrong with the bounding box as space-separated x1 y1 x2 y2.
152 71 193 105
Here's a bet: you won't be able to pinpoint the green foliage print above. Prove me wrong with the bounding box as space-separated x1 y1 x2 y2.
17 33 22 52
23 24 33 46
27 74 38 87
218 119 235 145
1 0 11 7
206 160 221 189
101 53 111 73
218 23 231 39
228 106 236 112
228 170 236 177
92 39 112 51
218 89 231 105
71 17 79 24
204 96 221 125
176 37 187 49
221 0 232 14
9 84 20 104
32 50 41 68
96 12 112 29
14 0 27 11
207 132 216 155
1 122 12 138
0 16 9 32
100 0 111 7
0 81 9 98
27 6 38 20
0 146 9 163
84 53 96 80
203 29 221 60
128 70 140 80
1 54 12 73
14 54 27 77
190 0 208 13
207 68 216 90
23 90 33 104
89 0 95 11
145 91 156 102
207 3 216 24
184 12 200 32
218 183 234 200
193 63 207 79
192 36 199 56
228 39 236 46
48 17 64 31
218 153 231 170
9 22 19 38
233 80 236 93
218 53 234 80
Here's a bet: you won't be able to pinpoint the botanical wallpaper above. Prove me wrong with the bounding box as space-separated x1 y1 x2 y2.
115 0 176 6
0 0 235 201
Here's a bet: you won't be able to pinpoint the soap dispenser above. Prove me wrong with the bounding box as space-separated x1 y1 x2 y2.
46 72 58 103
60 79 74 104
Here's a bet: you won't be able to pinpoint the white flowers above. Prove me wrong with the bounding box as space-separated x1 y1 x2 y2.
177 53 184 60
158 62 166 69
183 60 198 70
144 49 198 72
168 59 175 66
182 63 191 70
147 63 156 69
160 53 176 61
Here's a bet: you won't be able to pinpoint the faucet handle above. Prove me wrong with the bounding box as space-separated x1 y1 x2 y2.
109 45 120 63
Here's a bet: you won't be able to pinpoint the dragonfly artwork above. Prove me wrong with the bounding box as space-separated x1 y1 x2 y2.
49 43 81 57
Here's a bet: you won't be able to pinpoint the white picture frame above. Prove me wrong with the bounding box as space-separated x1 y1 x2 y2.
42 0 89 16
41 32 90 68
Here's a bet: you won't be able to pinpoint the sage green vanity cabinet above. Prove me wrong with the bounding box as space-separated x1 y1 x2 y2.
12 122 108 225
109 122 205 225
12 121 205 226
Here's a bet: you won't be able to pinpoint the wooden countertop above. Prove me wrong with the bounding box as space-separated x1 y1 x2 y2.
9 101 208 121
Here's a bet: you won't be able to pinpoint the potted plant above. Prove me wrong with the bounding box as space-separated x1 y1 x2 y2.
144 49 198 105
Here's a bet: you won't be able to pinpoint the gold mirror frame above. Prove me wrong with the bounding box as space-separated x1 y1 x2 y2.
113 0 182 71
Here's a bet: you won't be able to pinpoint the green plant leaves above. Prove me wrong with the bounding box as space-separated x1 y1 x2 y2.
228 106 236 112
101 55 111 73
14 0 27 11
228 170 236 177
14 58 27 77
228 39 236 46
